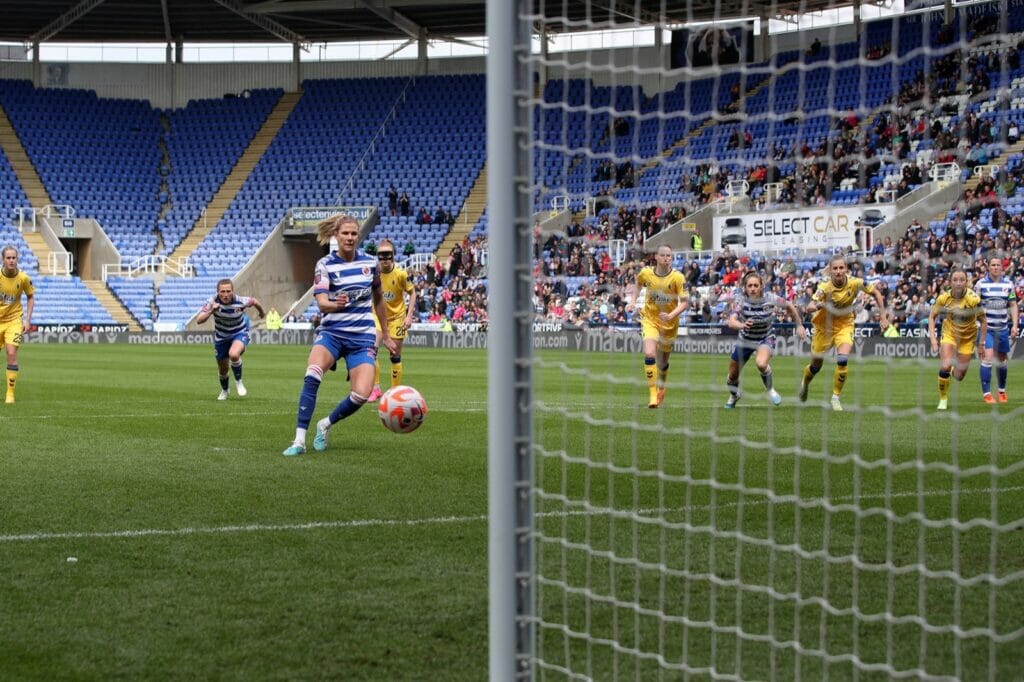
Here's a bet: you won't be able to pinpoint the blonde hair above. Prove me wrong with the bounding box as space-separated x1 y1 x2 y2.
377 238 395 253
1 244 17 258
316 214 360 246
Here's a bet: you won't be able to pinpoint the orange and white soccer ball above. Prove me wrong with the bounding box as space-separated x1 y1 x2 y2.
377 385 427 434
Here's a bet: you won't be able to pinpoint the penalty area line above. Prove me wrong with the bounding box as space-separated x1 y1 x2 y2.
2 486 1021 545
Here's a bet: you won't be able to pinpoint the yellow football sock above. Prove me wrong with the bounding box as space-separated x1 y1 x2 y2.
373 359 381 387
657 367 668 389
833 366 848 395
644 365 656 389
391 362 403 387
938 373 951 399
6 367 16 398
802 365 815 386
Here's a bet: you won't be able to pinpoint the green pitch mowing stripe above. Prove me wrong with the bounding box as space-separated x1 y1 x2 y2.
0 344 1021 679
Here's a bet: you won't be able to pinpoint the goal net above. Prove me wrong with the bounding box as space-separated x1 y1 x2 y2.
488 0 1024 679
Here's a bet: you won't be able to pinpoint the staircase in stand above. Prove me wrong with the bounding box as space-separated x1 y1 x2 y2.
435 164 487 259
0 104 57 270
167 91 303 263
82 280 143 332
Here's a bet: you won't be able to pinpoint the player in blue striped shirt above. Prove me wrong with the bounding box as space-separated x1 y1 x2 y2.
283 214 397 456
724 271 806 408
195 279 265 401
976 256 1019 403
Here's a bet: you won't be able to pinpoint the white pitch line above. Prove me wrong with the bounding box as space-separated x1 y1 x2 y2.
2 486 1021 545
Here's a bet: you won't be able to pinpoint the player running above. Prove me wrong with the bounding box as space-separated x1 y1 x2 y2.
975 256 1018 403
724 271 807 408
929 268 987 411
195 278 265 400
0 245 35 404
799 253 888 411
282 214 396 456
628 244 688 408
368 239 417 401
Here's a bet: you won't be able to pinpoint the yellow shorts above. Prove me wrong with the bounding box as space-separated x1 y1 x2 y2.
640 317 678 352
374 314 408 340
940 327 976 357
810 318 854 355
0 319 23 347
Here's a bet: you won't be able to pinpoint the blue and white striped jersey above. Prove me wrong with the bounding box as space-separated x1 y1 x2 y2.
313 250 379 345
976 276 1017 332
202 295 254 341
732 292 786 341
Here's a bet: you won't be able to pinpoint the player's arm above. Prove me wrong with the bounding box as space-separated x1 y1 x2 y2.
977 308 987 350
1010 294 1019 337
195 301 217 324
870 286 889 329
781 300 808 339
725 309 746 331
403 281 418 331
23 291 34 329
249 297 266 319
804 285 824 314
928 300 941 353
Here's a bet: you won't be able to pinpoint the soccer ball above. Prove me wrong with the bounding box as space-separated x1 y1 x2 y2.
377 385 427 434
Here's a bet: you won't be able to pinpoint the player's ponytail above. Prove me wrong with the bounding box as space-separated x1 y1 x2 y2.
316 214 360 246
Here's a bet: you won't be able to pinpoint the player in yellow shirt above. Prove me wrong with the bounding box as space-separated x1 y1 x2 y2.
0 245 35 404
369 240 417 401
799 253 888 411
628 245 688 408
928 268 987 411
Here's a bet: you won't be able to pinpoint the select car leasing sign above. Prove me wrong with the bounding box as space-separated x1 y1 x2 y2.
712 206 894 251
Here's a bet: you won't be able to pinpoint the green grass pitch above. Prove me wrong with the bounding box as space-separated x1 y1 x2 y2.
1 344 1021 680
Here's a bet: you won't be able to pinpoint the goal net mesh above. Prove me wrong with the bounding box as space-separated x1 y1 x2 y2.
517 1 1024 679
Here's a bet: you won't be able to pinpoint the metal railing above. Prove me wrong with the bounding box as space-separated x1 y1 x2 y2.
101 255 194 281
46 252 72 277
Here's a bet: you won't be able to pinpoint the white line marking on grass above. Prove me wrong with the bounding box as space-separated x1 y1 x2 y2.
3 486 1021 545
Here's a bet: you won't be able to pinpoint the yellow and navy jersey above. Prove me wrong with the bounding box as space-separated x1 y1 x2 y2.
933 289 985 338
811 275 875 326
379 266 414 320
637 267 687 325
0 269 34 324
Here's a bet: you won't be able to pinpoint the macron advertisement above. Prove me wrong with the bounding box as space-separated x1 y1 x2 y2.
712 206 895 252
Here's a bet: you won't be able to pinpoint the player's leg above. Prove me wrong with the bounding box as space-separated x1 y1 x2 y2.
641 319 660 407
655 344 671 406
755 343 781 405
388 317 406 387
995 329 1010 402
800 325 828 402
830 322 856 411
283 340 338 455
228 334 249 396
724 344 744 408
4 324 19 403
369 317 384 401
980 330 995 402
937 342 955 410
214 339 231 400
314 346 375 451
952 334 976 383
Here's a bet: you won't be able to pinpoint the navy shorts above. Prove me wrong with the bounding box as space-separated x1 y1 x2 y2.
731 335 775 363
981 327 1011 355
313 331 377 371
214 330 250 360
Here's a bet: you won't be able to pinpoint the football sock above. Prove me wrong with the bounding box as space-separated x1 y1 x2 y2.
727 379 740 398
657 362 669 389
980 361 992 394
390 355 402 386
230 359 243 381
296 365 324 430
6 364 17 395
802 363 820 385
997 363 1008 391
219 373 229 391
644 357 656 388
760 366 773 390
329 391 368 424
938 369 951 400
374 360 381 387
833 355 849 396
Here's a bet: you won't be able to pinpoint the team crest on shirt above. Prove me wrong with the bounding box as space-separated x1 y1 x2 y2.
362 266 372 277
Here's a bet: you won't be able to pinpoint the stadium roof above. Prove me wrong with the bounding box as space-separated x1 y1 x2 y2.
0 1 853 47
